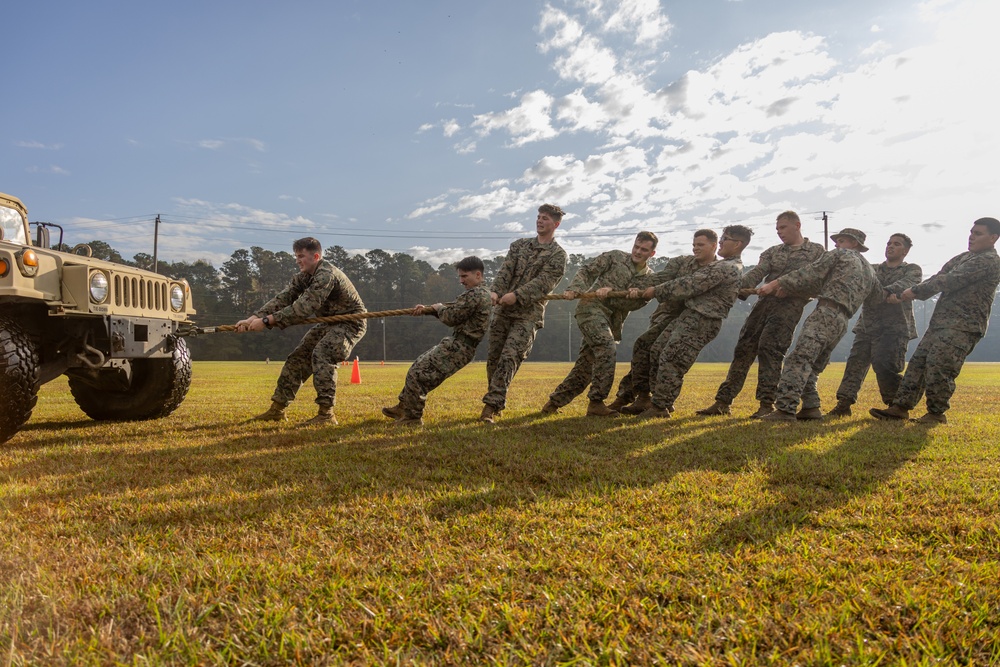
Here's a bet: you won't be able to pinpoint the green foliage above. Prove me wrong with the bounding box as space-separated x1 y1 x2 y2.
2 362 999 664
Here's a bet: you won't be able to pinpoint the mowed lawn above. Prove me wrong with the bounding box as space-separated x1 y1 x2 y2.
2 360 999 665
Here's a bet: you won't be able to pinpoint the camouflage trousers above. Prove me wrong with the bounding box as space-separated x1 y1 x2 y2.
649 310 723 411
774 304 848 414
548 315 618 407
398 337 478 418
484 316 539 410
834 329 910 406
892 327 980 415
715 297 805 405
271 321 366 408
614 315 673 401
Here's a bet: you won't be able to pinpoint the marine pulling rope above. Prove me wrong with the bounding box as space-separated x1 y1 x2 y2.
178 290 637 336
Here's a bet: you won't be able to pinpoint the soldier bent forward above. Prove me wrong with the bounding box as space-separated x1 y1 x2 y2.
235 237 367 425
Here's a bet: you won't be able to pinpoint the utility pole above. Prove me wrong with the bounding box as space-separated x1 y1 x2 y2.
821 211 829 249
152 214 160 274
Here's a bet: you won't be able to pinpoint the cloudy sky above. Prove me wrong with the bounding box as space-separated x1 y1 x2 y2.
3 0 997 272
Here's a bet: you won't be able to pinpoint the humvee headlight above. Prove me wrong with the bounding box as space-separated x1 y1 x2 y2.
15 248 39 277
170 283 185 311
89 271 109 303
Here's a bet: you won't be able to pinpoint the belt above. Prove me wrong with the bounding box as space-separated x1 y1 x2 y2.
817 298 851 318
453 332 480 349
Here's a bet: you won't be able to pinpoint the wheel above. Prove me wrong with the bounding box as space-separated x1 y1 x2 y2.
0 316 40 444
68 336 192 421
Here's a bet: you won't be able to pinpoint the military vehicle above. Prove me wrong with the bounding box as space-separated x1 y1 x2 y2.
1 191 196 444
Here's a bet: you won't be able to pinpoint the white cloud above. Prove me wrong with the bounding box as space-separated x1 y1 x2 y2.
16 140 64 150
414 0 997 271
26 165 70 175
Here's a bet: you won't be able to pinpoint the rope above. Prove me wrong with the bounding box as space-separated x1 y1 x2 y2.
184 290 638 335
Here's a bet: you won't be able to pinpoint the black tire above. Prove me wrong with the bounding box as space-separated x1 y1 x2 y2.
0 316 40 445
68 337 192 421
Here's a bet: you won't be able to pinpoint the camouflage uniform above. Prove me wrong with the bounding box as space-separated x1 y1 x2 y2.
713 239 825 405
889 248 1000 416
648 257 744 411
484 237 567 410
834 261 922 406
772 249 881 415
398 285 492 418
547 250 651 407
614 255 701 402
254 260 367 408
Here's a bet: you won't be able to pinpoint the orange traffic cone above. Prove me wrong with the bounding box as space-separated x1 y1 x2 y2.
350 358 361 384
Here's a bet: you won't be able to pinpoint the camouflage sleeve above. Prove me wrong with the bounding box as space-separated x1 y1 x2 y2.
635 256 683 290
566 251 612 293
883 263 922 295
912 253 999 300
513 247 567 305
777 250 836 297
254 274 304 319
652 261 731 303
490 249 516 295
436 290 479 328
740 247 773 289
270 268 338 326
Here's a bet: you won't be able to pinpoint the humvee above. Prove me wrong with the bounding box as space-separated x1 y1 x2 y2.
0 192 196 444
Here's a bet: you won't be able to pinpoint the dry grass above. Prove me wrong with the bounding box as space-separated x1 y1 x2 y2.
2 361 999 665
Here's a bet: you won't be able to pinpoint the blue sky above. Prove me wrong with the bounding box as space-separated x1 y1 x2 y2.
3 0 997 273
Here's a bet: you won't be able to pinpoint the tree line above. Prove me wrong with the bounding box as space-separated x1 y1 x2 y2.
82 240 1000 364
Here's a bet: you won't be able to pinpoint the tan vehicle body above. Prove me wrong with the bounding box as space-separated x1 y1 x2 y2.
1 192 197 444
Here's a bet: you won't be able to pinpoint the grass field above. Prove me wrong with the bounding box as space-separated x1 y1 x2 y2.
2 360 999 665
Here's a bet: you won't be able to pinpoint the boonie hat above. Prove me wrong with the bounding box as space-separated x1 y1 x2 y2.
830 228 868 252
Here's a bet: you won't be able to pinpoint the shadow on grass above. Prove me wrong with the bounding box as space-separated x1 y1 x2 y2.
5 404 929 552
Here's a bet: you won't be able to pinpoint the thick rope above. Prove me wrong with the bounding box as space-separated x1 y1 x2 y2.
186 290 637 335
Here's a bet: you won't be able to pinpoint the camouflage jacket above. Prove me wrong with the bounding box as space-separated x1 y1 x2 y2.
491 237 567 327
777 248 880 317
913 248 1000 336
567 249 652 341
741 239 826 307
652 256 744 320
434 285 492 345
854 261 922 338
254 260 366 328
638 255 702 324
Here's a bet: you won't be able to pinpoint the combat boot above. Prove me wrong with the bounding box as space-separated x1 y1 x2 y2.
796 406 823 420
304 405 336 426
621 392 652 415
606 396 631 412
749 402 774 419
541 400 561 414
695 400 731 416
637 405 671 419
761 409 796 422
912 412 947 425
480 405 499 424
586 400 619 417
870 405 909 421
382 403 404 420
826 401 852 418
253 400 287 422
395 416 424 426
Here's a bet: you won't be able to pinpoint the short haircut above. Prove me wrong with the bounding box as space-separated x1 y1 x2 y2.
890 233 913 248
776 210 800 224
538 203 565 221
292 237 322 254
635 230 658 248
455 255 485 273
723 224 753 245
694 228 718 243
974 217 1000 236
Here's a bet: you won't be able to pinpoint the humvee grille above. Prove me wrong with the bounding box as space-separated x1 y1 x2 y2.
114 275 169 312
